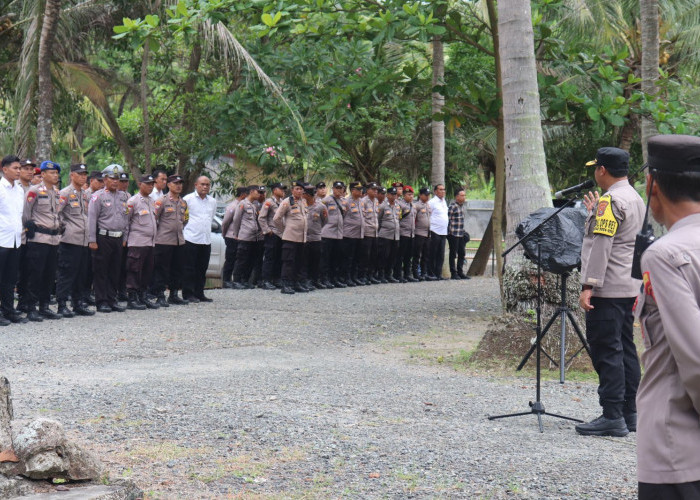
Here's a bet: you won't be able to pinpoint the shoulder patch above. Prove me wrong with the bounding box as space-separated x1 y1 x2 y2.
593 194 618 237
26 191 36 203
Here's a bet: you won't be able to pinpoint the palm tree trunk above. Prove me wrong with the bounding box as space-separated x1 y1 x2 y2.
498 0 552 313
431 35 445 188
177 40 202 174
640 0 659 163
141 41 152 174
35 0 62 162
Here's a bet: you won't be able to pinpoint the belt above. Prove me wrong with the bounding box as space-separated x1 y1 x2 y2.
98 229 123 238
35 226 61 236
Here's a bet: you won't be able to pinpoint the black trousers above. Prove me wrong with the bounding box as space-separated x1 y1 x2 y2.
429 232 447 278
92 234 123 306
281 241 305 282
638 480 700 500
586 296 640 419
233 240 258 283
56 243 90 303
342 237 362 278
262 233 283 282
359 237 378 279
16 243 28 306
182 242 211 299
377 237 399 277
25 242 59 308
150 244 185 295
126 246 154 293
304 241 322 282
321 238 344 281
398 236 413 278
222 237 238 282
447 234 468 275
118 244 127 297
0 245 20 316
412 234 430 277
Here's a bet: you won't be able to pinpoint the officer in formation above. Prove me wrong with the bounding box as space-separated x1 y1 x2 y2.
221 186 249 288
634 135 700 498
223 180 472 294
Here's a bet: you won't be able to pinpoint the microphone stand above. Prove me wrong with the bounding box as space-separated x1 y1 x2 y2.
489 193 587 432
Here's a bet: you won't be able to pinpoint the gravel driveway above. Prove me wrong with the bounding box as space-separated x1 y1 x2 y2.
0 277 637 498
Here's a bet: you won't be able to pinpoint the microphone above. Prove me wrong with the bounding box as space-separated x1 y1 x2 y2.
554 179 595 199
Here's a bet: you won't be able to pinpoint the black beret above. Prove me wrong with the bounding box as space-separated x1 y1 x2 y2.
648 134 700 173
585 147 629 175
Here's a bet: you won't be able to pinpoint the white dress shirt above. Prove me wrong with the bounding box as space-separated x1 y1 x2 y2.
0 176 24 248
428 196 449 235
149 187 164 200
183 192 217 245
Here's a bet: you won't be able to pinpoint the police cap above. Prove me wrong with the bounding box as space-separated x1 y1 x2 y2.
102 164 124 179
365 182 378 190
349 181 363 191
419 187 431 196
139 174 156 183
88 170 103 180
648 134 700 173
387 186 398 195
315 181 326 189
247 185 260 192
378 186 386 194
332 181 346 189
167 174 184 183
70 163 88 173
271 182 287 191
585 147 629 176
21 159 37 168
119 173 129 181
235 186 249 196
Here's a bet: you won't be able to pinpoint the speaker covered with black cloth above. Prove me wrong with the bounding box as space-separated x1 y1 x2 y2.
515 207 587 274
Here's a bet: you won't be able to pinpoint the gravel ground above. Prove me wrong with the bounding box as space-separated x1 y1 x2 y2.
0 277 637 499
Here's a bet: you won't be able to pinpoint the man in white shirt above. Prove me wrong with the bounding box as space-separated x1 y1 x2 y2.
149 169 167 200
182 175 217 302
428 184 448 279
0 155 29 325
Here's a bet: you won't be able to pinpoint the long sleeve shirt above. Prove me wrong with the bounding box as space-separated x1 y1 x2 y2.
448 200 467 237
0 177 24 248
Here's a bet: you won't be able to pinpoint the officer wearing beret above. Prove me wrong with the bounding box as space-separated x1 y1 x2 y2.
55 163 94 317
231 186 262 289
320 181 348 289
412 187 433 280
342 181 366 286
22 160 63 321
273 181 309 294
377 186 401 283
397 185 417 282
221 186 248 288
575 147 645 437
88 164 130 313
360 182 380 285
150 174 189 306
301 184 328 290
124 175 159 310
258 182 286 290
634 135 700 498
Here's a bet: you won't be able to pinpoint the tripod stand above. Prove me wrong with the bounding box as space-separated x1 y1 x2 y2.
488 197 585 432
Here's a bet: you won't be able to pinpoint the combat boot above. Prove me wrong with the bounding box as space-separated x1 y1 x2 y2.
302 279 316 291
293 281 309 293
313 280 327 290
140 292 159 309
73 301 95 316
39 303 62 320
168 291 189 305
261 281 277 290
281 280 295 294
156 294 169 308
57 301 75 318
344 275 356 287
575 415 629 437
127 291 147 310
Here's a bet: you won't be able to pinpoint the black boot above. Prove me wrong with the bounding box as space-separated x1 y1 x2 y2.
231 282 248 290
156 294 169 308
57 301 75 318
27 308 44 322
303 279 316 291
293 281 309 293
140 292 159 309
222 281 234 289
0 314 9 327
344 275 356 287
74 301 95 316
575 415 628 437
261 281 277 290
313 280 327 290
458 272 470 280
281 280 295 294
127 291 147 310
168 291 188 305
39 303 62 320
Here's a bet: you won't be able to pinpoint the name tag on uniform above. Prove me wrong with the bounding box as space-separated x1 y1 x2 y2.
421 209 426 213
140 209 149 215
291 207 300 213
329 206 336 210
71 202 80 208
166 207 175 212
352 208 358 213
367 209 373 213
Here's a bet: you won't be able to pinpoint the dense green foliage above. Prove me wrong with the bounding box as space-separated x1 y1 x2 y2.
1 0 698 195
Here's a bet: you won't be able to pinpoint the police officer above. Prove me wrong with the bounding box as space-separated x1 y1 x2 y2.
88 164 130 313
359 182 380 285
413 187 433 280
320 181 347 289
221 186 248 288
124 175 158 310
397 185 417 282
315 182 327 200
377 186 401 283
23 160 63 321
342 181 366 286
17 159 35 192
231 186 262 289
258 183 286 290
250 185 267 285
376 186 386 204
575 147 645 437
15 159 36 313
150 174 189 307
273 181 309 294
116 172 131 300
634 135 700 498
302 184 328 290
85 171 104 197
56 163 94 317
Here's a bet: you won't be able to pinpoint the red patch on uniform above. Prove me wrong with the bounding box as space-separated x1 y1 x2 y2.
265 201 271 207
643 271 655 300
596 200 609 217
26 192 36 202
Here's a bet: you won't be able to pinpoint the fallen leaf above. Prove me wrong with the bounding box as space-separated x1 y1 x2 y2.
369 472 380 479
